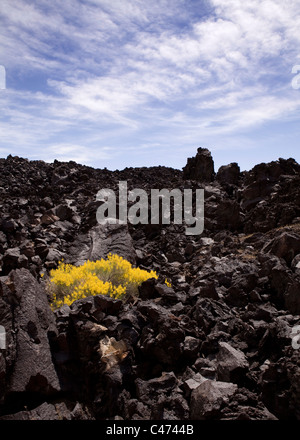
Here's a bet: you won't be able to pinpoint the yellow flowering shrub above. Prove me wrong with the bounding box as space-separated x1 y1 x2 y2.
165 278 172 288
48 253 158 309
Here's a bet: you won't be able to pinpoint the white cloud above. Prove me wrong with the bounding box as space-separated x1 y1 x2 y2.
42 143 113 164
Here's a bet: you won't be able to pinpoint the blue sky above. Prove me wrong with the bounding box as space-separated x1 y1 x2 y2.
0 0 300 172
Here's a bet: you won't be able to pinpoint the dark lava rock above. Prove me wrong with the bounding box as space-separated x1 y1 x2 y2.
66 223 136 266
135 372 189 419
216 342 249 383
262 231 300 265
190 379 237 420
0 269 60 403
183 147 215 181
0 401 92 420
216 162 240 186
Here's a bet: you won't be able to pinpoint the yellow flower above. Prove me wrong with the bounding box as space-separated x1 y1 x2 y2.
165 278 172 288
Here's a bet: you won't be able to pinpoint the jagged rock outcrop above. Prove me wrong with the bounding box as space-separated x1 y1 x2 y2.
183 147 215 181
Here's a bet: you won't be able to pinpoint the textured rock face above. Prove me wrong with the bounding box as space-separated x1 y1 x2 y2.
190 379 238 420
0 401 92 420
0 151 300 420
216 342 249 383
262 232 300 265
66 223 136 266
216 162 240 186
183 147 215 181
0 269 60 402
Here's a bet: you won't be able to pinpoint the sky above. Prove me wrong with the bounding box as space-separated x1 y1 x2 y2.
0 0 300 172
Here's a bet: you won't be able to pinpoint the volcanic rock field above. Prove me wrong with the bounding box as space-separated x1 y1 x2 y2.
0 148 300 420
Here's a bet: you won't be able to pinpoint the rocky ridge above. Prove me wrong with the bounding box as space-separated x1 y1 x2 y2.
0 148 300 420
